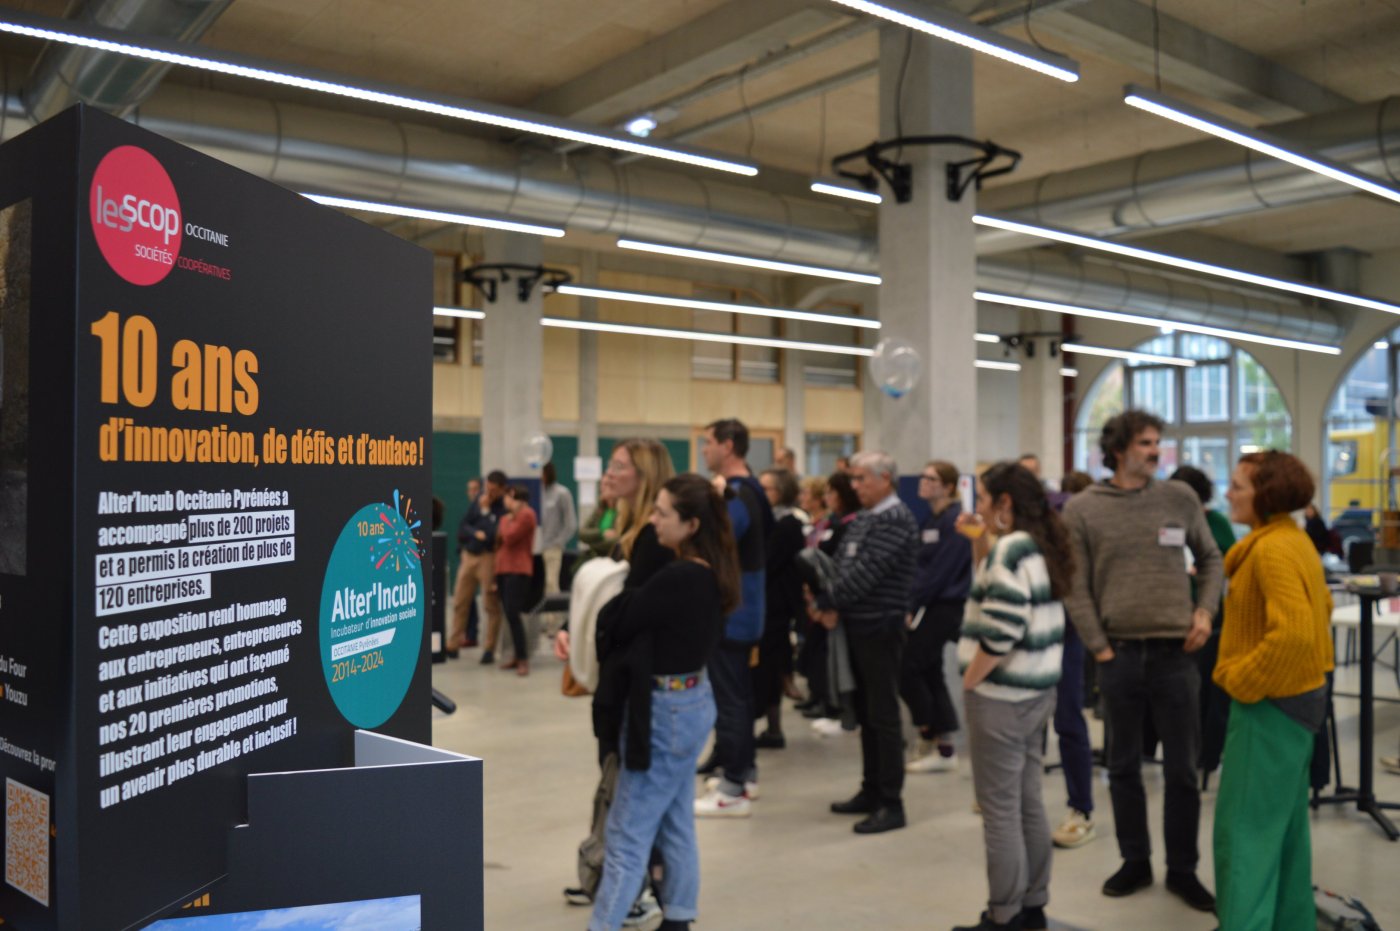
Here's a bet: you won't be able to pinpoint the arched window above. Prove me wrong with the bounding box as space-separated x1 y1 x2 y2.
1073 334 1291 503
1323 338 1391 523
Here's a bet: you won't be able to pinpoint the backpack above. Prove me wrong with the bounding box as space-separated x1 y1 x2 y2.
576 752 619 898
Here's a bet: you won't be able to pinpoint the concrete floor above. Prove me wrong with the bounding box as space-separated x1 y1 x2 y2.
431 644 1400 931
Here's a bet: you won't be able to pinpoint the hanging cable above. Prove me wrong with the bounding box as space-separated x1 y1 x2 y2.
1152 0 1162 91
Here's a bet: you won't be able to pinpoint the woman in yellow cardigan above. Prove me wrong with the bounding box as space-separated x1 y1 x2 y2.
1216 450 1334 931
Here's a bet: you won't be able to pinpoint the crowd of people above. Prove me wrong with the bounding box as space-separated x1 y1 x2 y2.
446 411 1341 931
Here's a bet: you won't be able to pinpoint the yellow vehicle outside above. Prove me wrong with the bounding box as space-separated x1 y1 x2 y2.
1328 425 1388 521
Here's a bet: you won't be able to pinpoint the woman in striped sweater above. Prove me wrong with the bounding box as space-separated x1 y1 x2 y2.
953 462 1075 931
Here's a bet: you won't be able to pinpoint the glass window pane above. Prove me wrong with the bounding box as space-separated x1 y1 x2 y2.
1179 436 1232 503
736 314 778 384
1179 334 1231 360
1083 365 1124 429
1186 363 1229 422
805 433 857 477
1130 367 1176 423
690 308 734 380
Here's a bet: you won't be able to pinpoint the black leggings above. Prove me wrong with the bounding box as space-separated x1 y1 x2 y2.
497 572 532 661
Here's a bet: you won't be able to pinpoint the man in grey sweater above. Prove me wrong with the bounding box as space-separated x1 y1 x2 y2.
1061 410 1222 914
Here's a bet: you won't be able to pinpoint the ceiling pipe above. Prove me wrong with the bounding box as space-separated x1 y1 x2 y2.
0 78 1338 344
978 96 1400 254
978 251 1341 344
22 0 234 122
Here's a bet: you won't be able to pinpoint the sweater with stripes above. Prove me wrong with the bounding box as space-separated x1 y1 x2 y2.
958 531 1065 701
817 493 917 633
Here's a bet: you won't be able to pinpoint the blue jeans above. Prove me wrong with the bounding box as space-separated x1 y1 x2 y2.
590 681 717 931
1054 622 1094 815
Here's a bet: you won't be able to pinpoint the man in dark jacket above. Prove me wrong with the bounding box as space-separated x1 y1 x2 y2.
815 450 917 834
695 418 772 819
449 470 508 662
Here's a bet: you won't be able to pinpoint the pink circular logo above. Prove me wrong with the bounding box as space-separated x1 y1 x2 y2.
89 146 182 286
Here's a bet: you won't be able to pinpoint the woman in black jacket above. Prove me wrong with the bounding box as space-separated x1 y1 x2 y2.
589 474 741 931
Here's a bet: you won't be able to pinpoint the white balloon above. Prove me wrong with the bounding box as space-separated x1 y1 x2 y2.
870 337 923 399
521 432 553 470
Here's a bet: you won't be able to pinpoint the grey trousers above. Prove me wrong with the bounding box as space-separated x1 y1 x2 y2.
965 689 1057 925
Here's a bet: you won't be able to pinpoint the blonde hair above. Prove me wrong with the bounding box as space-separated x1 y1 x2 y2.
613 438 676 558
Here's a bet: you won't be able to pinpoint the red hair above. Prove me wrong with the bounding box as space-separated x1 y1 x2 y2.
1238 451 1314 519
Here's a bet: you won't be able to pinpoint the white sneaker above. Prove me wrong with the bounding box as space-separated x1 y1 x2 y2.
1051 808 1097 848
694 787 751 818
620 889 663 929
906 746 958 773
811 717 854 738
704 775 760 800
1382 755 1400 775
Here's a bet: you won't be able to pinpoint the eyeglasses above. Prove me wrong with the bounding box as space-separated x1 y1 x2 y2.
606 461 634 474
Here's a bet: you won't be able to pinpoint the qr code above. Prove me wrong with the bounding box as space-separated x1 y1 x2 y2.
5 777 50 906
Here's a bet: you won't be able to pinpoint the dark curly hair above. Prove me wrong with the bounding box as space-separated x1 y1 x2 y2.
981 461 1075 601
1099 409 1165 471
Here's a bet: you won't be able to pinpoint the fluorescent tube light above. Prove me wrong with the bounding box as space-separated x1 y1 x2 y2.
828 0 1079 83
1124 84 1400 206
975 332 1002 344
976 360 1022 372
810 180 884 204
434 307 485 319
973 291 1341 356
1062 342 1195 367
616 240 882 285
1060 367 1079 377
1376 341 1389 350
554 284 880 329
974 213 1400 315
541 317 874 357
0 9 757 177
303 194 565 238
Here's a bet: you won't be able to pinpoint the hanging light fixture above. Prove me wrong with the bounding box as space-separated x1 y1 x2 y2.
1123 84 1400 205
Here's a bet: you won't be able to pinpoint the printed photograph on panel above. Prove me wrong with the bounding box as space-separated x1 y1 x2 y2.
0 198 30 576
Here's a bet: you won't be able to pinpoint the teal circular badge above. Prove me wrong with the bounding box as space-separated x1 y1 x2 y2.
319 497 424 728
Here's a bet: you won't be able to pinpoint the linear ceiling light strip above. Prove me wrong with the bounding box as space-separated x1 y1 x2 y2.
541 317 874 357
616 239 881 285
810 180 883 204
974 291 1341 355
556 284 881 328
975 359 1021 371
974 213 1400 315
0 10 757 176
433 307 484 319
1061 341 1195 367
305 194 565 238
828 0 1079 83
1123 84 1400 205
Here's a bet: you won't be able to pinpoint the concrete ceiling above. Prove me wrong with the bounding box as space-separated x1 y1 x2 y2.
1 0 1396 258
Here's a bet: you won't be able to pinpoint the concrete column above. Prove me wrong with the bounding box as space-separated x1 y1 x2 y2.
479 230 543 476
576 252 601 511
875 27 977 473
1018 312 1065 482
784 349 806 471
577 252 600 460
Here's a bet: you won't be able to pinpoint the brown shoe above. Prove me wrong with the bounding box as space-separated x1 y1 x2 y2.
516 661 529 677
500 658 520 671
